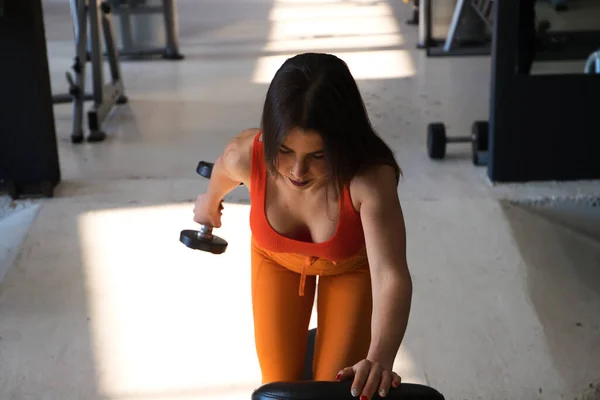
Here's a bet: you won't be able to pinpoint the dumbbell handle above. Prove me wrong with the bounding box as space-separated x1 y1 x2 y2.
197 224 214 239
446 135 473 143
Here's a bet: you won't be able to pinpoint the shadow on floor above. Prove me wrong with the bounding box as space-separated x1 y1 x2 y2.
500 200 600 399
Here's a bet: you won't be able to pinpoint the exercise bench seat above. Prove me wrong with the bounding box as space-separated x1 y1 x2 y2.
252 380 445 400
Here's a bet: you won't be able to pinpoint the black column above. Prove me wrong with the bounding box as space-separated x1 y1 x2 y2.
0 0 61 198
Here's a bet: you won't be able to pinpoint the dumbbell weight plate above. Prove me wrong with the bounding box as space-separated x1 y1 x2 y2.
196 161 214 179
427 123 447 159
196 160 245 186
180 229 228 254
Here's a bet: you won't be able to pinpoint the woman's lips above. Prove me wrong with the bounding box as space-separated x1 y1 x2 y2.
289 178 309 187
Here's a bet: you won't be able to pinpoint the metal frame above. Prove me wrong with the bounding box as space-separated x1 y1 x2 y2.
487 0 600 182
584 51 600 74
52 0 128 143
419 0 492 57
110 0 184 60
417 0 433 48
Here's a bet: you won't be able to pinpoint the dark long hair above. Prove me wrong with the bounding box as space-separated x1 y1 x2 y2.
260 53 401 197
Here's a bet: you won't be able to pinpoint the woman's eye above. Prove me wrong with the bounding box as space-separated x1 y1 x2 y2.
279 148 292 154
312 154 325 159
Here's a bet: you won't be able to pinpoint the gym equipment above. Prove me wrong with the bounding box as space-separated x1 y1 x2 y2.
419 0 494 57
52 0 128 143
427 121 489 166
196 161 215 180
416 0 434 49
0 0 61 199
196 160 244 186
404 0 419 26
109 0 184 60
179 160 229 254
584 50 600 74
179 159 248 253
252 380 445 400
179 226 228 254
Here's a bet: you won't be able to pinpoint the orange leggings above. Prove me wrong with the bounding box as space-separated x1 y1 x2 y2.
250 238 373 384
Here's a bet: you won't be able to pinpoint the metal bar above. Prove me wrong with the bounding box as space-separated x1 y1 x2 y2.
69 0 79 42
89 0 104 105
72 0 89 141
87 80 124 132
446 137 472 143
52 93 94 104
417 0 431 48
469 0 493 29
162 0 183 59
111 5 163 14
101 3 123 83
444 0 468 52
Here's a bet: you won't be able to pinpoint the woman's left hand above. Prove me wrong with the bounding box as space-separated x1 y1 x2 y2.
336 359 401 399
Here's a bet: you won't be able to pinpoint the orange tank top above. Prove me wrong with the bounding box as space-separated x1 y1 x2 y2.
249 132 366 263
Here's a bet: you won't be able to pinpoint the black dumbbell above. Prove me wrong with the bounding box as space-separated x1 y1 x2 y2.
179 161 229 255
196 160 244 186
180 225 228 254
426 121 489 166
196 160 214 179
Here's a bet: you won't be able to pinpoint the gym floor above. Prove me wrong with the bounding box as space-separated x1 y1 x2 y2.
1 1 600 399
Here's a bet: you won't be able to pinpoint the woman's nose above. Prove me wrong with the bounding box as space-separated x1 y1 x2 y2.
291 159 308 178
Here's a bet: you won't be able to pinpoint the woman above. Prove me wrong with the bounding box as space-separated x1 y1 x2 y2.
193 53 413 400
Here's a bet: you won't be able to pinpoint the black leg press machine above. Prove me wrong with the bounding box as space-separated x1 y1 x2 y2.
180 161 446 400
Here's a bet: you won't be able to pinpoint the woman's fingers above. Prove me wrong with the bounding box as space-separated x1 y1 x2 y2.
377 370 394 397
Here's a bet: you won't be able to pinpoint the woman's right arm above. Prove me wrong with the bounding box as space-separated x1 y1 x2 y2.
203 128 257 208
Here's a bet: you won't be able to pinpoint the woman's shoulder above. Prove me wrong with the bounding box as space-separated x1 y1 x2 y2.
349 163 400 211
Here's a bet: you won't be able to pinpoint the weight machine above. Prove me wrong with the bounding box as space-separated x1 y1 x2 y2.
110 0 184 60
416 0 494 56
585 50 600 74
52 0 128 143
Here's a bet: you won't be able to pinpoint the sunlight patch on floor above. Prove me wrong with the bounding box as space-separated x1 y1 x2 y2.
252 0 415 83
78 202 261 398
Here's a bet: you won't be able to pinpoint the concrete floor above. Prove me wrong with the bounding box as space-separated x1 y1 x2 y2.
1 0 600 399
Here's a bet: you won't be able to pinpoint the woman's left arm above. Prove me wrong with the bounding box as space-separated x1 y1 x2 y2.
338 164 413 399
360 165 413 370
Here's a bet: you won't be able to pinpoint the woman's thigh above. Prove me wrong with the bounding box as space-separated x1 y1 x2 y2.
251 249 316 384
312 266 372 381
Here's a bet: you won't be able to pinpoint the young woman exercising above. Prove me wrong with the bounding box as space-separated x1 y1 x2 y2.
192 53 413 400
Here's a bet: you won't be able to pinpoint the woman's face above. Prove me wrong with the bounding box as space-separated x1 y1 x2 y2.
275 127 328 191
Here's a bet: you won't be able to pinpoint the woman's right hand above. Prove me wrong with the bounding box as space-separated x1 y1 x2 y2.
193 193 224 228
